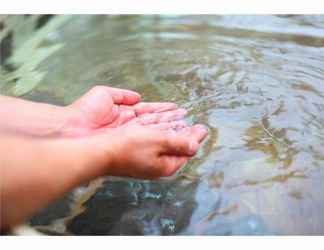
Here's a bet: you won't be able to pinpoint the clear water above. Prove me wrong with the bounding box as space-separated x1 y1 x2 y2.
1 15 324 235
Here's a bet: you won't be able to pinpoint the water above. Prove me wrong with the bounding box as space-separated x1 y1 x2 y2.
1 15 324 235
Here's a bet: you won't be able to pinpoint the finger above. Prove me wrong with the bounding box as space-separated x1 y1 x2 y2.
72 85 114 108
133 108 187 125
105 87 141 105
158 156 189 177
130 102 178 116
160 124 208 156
160 132 197 156
178 124 208 143
71 86 119 125
74 85 140 107
146 120 187 130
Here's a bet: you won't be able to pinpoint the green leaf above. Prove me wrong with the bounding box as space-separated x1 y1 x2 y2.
13 71 46 96
1 15 72 96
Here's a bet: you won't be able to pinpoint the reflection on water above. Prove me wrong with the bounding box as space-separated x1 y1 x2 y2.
1 15 324 235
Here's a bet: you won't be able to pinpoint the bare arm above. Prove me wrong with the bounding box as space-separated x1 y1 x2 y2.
0 134 95 230
0 86 183 138
0 124 207 231
0 95 73 137
0 86 141 137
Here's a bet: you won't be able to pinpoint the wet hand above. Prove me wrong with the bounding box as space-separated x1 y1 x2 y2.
88 124 208 179
64 85 187 136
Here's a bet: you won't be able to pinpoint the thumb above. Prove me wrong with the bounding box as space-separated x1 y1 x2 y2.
70 86 118 126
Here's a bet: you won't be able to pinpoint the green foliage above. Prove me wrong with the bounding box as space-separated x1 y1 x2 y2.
0 15 70 96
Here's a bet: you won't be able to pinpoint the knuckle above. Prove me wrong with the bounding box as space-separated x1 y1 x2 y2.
91 85 106 92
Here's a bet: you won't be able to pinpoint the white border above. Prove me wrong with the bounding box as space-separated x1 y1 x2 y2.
1 236 324 250
0 0 324 14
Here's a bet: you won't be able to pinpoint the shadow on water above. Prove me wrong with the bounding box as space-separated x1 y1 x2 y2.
1 15 324 235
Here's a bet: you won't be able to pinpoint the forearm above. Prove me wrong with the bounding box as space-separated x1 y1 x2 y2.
0 134 102 230
0 95 75 137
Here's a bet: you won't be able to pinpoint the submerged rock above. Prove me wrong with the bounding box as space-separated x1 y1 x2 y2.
67 178 198 235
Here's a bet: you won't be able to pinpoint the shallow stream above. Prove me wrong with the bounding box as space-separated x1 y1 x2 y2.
1 15 324 235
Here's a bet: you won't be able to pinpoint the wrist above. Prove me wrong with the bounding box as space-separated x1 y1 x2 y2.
54 106 88 138
40 138 100 188
78 132 119 178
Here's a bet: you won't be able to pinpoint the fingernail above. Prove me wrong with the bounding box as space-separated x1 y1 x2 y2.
173 109 187 119
127 91 141 101
196 124 208 133
189 140 198 155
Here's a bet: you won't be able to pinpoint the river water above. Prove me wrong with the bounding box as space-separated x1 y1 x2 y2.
1 15 324 235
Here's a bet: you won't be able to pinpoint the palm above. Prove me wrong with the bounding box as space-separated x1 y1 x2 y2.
67 86 207 178
67 86 187 136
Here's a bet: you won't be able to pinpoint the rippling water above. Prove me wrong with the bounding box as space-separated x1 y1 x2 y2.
1 15 324 235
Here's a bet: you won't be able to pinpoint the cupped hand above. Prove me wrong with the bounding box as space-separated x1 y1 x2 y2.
64 85 187 136
62 86 209 179
89 123 208 179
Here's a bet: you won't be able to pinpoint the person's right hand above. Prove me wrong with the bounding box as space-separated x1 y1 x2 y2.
0 85 186 138
87 123 208 179
65 85 187 137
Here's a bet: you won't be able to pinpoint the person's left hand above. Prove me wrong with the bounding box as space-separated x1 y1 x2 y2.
64 85 187 136
83 123 208 179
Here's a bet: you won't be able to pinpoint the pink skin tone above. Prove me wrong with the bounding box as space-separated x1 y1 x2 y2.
0 85 208 231
68 86 187 134
0 86 188 137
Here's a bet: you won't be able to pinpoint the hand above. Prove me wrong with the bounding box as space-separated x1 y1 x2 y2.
0 85 208 230
0 122 208 229
64 85 188 136
88 123 208 179
0 85 187 138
